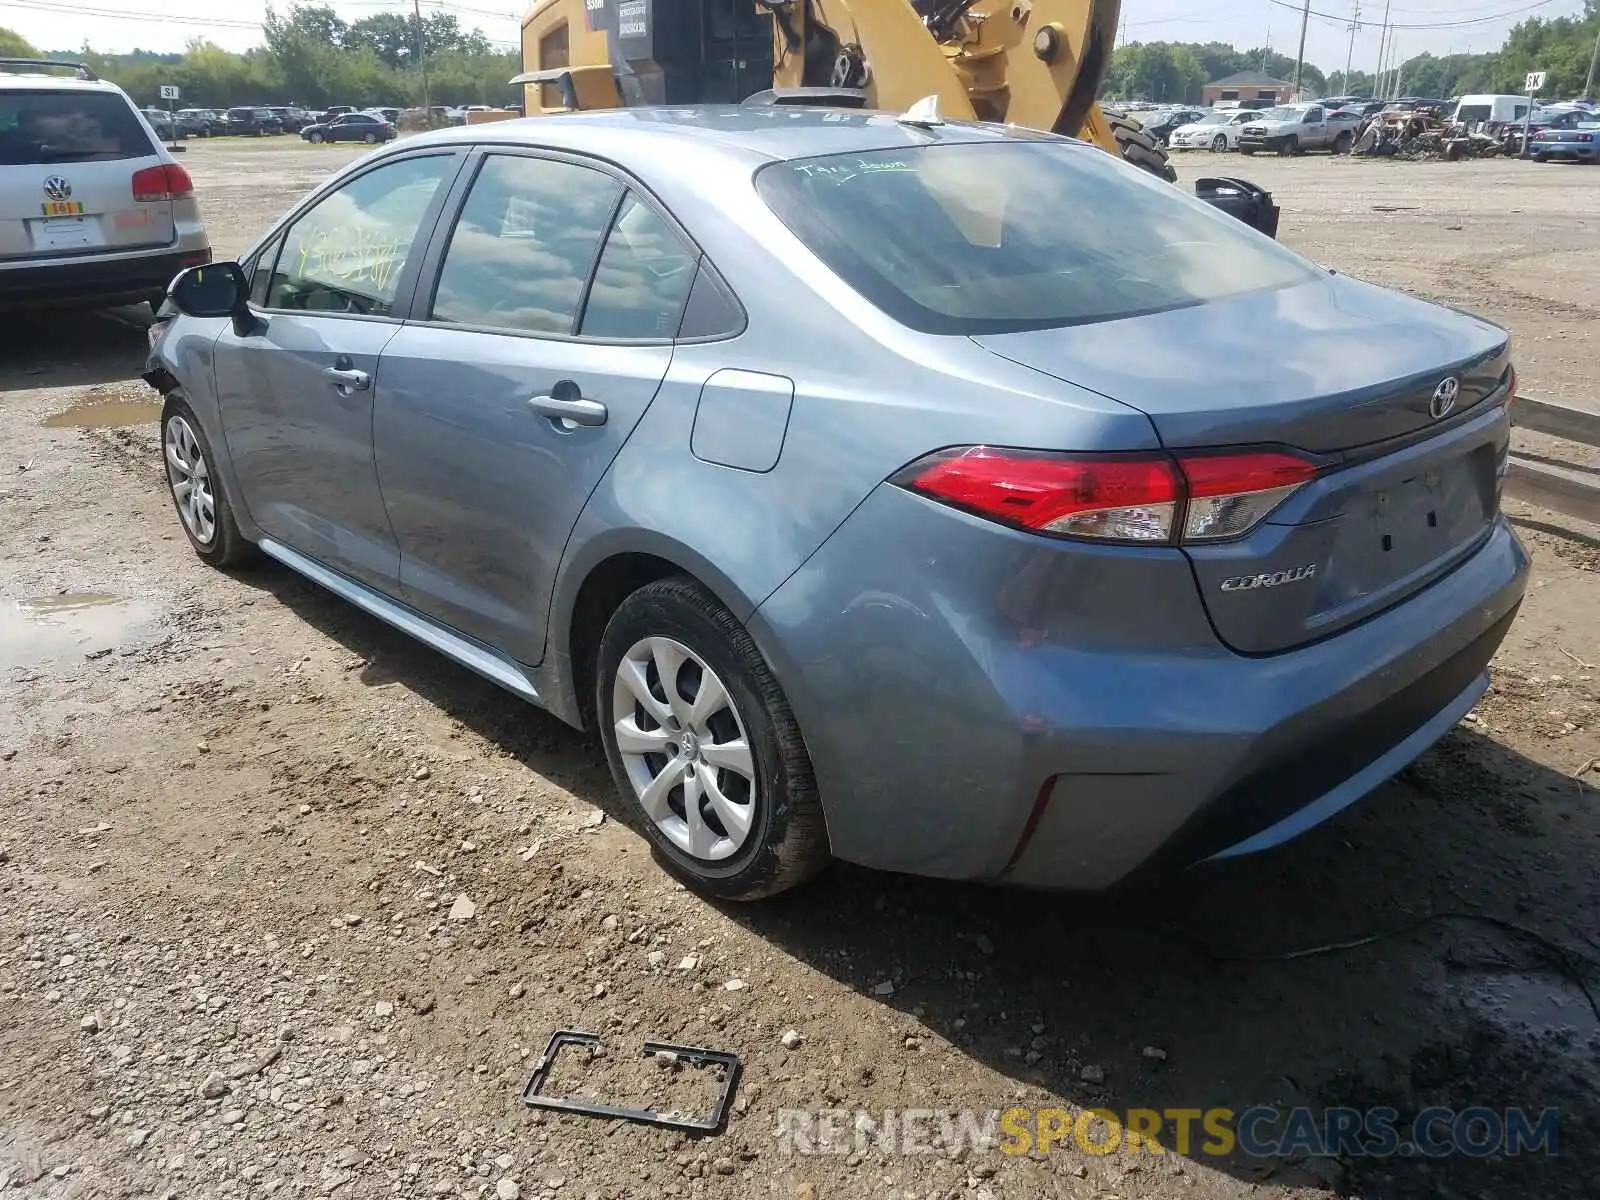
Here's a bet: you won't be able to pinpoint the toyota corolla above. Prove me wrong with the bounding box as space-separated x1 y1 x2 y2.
143 105 1528 900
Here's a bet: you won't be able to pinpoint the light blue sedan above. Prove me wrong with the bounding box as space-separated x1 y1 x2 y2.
144 104 1528 899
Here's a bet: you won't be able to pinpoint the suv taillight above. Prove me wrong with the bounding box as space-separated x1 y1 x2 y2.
893 446 1319 545
132 163 194 203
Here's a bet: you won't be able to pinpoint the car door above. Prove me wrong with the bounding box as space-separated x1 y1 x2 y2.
372 150 700 664
1302 106 1326 146
211 150 462 591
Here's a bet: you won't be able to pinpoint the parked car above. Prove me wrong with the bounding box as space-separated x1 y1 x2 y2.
363 106 401 125
175 107 223 137
222 107 283 136
319 105 357 122
1237 103 1361 154
143 105 1528 900
1167 109 1259 151
264 106 310 133
1127 108 1207 146
1329 100 1387 120
140 107 185 141
1530 121 1599 163
300 112 396 144
1507 106 1593 154
1451 94 1532 128
0 57 212 313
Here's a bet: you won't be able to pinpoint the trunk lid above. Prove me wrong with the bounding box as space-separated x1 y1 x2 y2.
0 89 172 261
973 275 1513 653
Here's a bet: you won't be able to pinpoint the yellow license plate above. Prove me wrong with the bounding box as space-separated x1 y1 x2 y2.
42 201 84 216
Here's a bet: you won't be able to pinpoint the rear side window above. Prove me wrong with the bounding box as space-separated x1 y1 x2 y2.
0 90 154 165
578 195 698 339
430 154 622 334
756 141 1319 335
266 155 452 316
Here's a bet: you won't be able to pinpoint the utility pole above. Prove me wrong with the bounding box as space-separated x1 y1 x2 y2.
1292 0 1311 97
1372 0 1392 97
1586 24 1599 100
413 0 433 121
1345 0 1361 94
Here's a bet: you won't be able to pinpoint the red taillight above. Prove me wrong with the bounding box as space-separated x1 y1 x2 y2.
895 447 1181 542
1175 451 1320 542
132 163 194 202
896 446 1319 545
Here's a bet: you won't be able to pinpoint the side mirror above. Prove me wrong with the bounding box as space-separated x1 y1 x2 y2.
168 261 246 317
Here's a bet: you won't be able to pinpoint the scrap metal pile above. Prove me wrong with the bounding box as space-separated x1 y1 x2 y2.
1352 111 1507 161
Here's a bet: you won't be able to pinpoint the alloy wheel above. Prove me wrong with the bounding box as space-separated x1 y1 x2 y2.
611 635 757 862
164 415 216 546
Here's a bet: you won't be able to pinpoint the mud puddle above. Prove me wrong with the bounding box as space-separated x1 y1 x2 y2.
2 593 162 671
1449 969 1600 1057
41 396 161 429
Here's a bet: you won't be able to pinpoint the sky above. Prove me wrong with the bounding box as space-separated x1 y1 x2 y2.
2 0 1590 78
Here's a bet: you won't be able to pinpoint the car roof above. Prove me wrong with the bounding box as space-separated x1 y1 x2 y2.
0 69 122 94
399 104 1065 166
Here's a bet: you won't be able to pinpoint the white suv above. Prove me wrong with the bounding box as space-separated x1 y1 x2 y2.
0 58 211 313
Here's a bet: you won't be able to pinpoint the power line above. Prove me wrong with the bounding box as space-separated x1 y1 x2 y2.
1 0 262 29
1260 0 1574 30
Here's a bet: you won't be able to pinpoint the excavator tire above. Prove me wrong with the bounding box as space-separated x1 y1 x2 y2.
1107 111 1178 184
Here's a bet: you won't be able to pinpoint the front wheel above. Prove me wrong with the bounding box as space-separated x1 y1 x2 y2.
1240 147 1256 155
309 131 324 143
596 577 829 900
161 396 258 568
1211 133 1228 152
1278 136 1299 156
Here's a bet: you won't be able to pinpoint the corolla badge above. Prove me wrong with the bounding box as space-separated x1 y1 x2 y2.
1430 376 1460 420
42 176 72 200
1219 564 1318 592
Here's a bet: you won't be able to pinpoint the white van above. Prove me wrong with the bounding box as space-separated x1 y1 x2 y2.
1451 94 1531 126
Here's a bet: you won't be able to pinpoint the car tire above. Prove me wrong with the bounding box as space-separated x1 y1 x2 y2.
1532 154 1547 163
1211 133 1228 152
1278 135 1299 156
1333 131 1354 154
363 132 377 144
309 132 324 143
1240 147 1256 155
595 576 830 901
1106 111 1178 183
160 395 258 569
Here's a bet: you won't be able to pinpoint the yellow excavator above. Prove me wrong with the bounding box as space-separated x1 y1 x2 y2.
512 0 1280 235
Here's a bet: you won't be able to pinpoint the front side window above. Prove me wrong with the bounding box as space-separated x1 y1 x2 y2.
431 154 622 334
265 155 452 316
0 91 154 165
756 140 1320 335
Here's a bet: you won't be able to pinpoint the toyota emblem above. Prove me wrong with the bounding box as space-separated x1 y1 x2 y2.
1429 376 1460 420
42 176 72 201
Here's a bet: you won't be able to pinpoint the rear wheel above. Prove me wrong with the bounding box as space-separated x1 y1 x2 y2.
1106 111 1178 183
596 577 829 900
363 132 377 144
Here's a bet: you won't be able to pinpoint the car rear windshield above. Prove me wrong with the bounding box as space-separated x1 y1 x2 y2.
755 140 1318 335
0 90 154 164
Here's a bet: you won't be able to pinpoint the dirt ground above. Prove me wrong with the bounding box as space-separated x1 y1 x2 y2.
2 141 1598 1200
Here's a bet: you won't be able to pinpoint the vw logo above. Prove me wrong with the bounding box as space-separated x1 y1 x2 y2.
1429 376 1460 420
42 176 72 201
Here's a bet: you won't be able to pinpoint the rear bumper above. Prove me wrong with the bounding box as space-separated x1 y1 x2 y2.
1534 144 1598 160
0 246 211 310
751 485 1529 889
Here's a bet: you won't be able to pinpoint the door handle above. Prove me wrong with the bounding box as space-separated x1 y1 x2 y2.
528 394 607 427
324 365 371 392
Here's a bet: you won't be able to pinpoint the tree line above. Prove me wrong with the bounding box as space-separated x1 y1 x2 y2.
1104 1 1599 104
0 4 521 110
